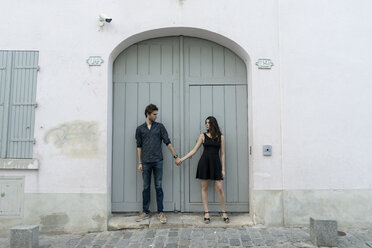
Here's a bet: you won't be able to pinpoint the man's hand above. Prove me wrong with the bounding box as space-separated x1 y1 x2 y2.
175 157 181 166
138 164 143 173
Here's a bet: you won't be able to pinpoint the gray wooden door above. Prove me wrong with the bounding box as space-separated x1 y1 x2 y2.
112 37 181 212
112 37 248 213
183 37 249 212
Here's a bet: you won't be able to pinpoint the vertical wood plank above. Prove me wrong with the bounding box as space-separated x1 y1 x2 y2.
189 86 201 203
236 85 249 202
138 44 149 75
124 83 138 202
112 83 125 203
212 86 225 202
224 86 238 203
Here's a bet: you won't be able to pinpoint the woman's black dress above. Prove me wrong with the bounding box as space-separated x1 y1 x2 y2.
196 133 223 180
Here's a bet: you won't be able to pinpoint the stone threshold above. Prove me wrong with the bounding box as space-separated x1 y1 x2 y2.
108 212 253 230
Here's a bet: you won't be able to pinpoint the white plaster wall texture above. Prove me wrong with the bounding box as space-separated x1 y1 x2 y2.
0 0 371 196
280 0 372 190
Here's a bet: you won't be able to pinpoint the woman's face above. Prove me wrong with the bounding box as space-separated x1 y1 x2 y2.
205 119 210 131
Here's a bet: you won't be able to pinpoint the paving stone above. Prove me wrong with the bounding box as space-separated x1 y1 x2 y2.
180 229 191 240
205 234 216 240
65 235 83 247
190 240 204 248
207 240 217 247
218 237 229 244
141 238 153 246
155 236 166 242
252 238 265 246
152 243 164 248
167 236 179 243
242 241 254 247
205 228 216 234
229 238 241 246
241 234 251 242
165 243 178 248
265 239 276 246
126 244 139 248
156 229 169 236
145 230 156 238
110 231 123 239
77 233 97 246
153 243 164 248
192 230 203 237
106 237 120 245
168 231 178 237
122 231 133 239
93 239 106 246
226 228 239 234
293 241 316 247
178 239 190 247
116 239 129 247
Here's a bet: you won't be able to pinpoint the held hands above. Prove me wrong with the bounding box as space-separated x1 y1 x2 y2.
174 157 182 166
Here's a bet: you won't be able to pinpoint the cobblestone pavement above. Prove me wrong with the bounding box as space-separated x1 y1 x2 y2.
0 226 371 248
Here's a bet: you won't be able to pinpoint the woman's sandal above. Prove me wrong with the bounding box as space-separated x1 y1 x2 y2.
204 211 211 224
221 211 230 223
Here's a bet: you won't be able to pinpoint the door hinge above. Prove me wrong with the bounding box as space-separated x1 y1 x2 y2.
34 103 38 108
37 66 40 71
33 139 36 145
249 146 252 155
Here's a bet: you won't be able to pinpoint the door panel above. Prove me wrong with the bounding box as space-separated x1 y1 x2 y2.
183 37 248 212
185 85 248 212
112 37 180 212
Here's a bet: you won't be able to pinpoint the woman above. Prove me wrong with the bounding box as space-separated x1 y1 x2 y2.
179 116 229 223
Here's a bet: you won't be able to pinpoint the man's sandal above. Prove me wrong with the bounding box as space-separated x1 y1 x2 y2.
204 211 211 224
221 212 230 223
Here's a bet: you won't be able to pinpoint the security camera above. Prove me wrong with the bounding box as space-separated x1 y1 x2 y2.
99 14 112 23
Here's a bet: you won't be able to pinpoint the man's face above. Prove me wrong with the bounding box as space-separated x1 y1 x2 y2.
148 111 158 122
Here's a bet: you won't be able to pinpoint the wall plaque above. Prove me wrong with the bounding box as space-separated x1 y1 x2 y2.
256 59 274 69
87 56 104 66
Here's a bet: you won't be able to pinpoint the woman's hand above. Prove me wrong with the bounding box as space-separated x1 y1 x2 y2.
222 170 225 178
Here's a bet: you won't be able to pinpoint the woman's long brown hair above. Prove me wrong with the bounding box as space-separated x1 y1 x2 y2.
206 116 222 141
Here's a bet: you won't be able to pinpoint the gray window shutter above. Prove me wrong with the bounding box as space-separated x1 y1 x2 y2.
6 51 39 158
0 51 12 158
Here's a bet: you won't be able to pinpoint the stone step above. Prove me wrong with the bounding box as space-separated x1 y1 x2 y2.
108 213 253 230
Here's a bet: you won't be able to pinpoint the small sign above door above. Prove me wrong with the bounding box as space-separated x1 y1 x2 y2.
87 56 104 66
256 59 274 69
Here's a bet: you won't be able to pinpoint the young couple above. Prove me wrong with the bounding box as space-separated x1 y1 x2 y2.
135 104 229 224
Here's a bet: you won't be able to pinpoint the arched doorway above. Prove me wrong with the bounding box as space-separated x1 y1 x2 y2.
112 36 248 212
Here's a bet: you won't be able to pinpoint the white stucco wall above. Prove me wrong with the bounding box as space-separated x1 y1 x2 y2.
1 0 371 231
280 0 372 190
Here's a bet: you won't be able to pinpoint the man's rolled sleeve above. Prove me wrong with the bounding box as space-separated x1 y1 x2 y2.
135 127 142 147
160 124 171 146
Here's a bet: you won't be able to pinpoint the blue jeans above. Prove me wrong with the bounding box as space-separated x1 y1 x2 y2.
142 160 163 213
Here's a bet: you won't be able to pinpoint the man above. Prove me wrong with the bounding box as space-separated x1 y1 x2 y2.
135 104 180 224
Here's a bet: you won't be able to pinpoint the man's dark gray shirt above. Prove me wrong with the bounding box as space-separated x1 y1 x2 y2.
135 122 171 163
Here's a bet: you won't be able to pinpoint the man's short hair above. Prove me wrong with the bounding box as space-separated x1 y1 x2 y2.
145 104 158 117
